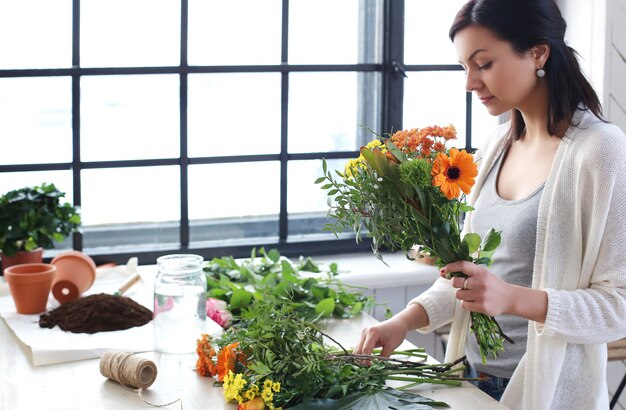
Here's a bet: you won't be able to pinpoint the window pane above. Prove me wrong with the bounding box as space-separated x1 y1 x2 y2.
188 162 280 242
81 166 179 227
404 1 467 65
289 0 360 64
0 77 72 165
403 71 466 147
188 74 281 157
81 0 180 67
0 0 72 69
81 75 180 161
288 159 347 237
288 73 358 153
188 0 281 65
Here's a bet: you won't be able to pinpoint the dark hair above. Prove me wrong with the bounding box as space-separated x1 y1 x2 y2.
449 0 604 139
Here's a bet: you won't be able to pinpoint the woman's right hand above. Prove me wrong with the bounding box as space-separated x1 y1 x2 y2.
353 317 408 357
353 303 429 357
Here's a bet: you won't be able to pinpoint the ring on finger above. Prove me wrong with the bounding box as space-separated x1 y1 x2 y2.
462 278 469 290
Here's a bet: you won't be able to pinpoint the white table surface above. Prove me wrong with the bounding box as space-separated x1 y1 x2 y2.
0 315 508 409
0 262 508 410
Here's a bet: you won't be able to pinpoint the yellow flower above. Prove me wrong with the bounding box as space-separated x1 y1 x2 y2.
245 389 257 400
223 371 248 402
249 384 260 395
263 380 274 390
365 139 387 153
272 381 281 393
261 388 274 402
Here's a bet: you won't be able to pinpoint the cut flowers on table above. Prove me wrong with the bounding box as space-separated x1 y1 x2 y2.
317 124 511 364
203 248 375 328
196 300 466 409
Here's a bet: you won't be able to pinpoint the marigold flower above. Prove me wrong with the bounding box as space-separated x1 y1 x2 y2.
238 397 265 410
195 334 217 377
217 342 240 382
431 148 478 199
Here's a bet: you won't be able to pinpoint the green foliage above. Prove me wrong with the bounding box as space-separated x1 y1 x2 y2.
290 388 450 409
0 183 81 256
203 247 376 324
219 300 465 408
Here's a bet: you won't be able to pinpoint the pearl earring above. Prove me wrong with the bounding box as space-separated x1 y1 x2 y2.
536 68 546 78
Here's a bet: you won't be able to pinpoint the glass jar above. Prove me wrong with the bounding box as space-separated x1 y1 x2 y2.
153 254 207 354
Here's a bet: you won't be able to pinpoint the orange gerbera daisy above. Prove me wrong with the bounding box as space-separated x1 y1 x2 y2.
217 342 240 381
431 148 478 199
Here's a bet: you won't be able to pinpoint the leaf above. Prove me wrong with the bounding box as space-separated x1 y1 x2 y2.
315 298 336 317
289 388 450 409
481 228 502 252
315 176 327 184
280 260 299 283
349 302 363 315
361 147 390 177
462 233 481 254
267 248 281 262
322 158 328 174
385 140 406 163
230 289 253 309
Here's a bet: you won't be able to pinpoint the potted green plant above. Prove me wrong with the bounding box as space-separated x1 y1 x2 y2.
0 183 81 273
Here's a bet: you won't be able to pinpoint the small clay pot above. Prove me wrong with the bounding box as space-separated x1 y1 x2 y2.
4 263 57 314
1 248 44 275
51 251 97 303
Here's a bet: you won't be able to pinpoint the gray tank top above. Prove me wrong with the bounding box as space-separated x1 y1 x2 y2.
465 150 544 378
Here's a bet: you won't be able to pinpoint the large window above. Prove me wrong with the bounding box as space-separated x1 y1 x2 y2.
0 0 496 265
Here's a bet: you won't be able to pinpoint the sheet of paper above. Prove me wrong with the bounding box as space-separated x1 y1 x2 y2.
0 265 222 366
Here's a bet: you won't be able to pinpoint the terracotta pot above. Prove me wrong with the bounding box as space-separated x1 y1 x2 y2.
1 248 44 275
51 251 97 304
4 263 56 314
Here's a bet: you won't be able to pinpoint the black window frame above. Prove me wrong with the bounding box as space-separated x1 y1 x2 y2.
0 0 469 265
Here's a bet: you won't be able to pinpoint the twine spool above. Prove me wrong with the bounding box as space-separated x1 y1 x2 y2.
100 352 158 390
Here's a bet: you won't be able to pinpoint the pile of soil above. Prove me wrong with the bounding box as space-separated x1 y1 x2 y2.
39 293 152 334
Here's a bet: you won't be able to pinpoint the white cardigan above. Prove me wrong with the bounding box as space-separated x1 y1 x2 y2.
410 109 626 409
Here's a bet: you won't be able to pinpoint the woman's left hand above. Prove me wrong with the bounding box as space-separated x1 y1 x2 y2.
441 261 514 317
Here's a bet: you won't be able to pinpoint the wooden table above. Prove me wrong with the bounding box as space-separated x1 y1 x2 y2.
0 310 508 410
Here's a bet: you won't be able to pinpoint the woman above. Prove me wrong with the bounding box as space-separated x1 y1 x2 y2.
354 1 626 409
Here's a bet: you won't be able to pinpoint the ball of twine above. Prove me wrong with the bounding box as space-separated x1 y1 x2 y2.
100 352 158 390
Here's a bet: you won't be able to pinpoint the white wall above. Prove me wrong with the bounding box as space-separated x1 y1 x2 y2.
559 2 626 407
558 0 626 134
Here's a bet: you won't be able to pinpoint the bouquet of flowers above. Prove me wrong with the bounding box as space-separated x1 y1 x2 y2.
317 125 510 364
196 300 466 409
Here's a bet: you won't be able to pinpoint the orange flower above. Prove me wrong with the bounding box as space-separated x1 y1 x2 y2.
238 397 265 410
391 128 422 153
195 334 217 377
217 342 240 381
431 148 478 199
433 141 446 152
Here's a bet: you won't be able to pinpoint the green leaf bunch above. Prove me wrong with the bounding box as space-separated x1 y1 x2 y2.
217 300 466 409
204 247 375 325
0 183 81 256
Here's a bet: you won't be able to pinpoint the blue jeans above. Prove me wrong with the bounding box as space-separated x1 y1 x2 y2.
464 363 510 401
